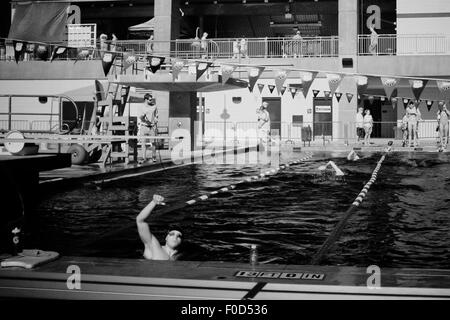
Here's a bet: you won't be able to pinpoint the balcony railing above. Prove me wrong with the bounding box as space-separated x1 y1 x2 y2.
358 34 450 56
110 36 339 59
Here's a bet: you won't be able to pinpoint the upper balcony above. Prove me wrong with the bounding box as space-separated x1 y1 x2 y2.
2 34 450 80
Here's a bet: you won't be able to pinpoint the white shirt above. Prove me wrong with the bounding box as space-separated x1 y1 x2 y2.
139 104 158 127
356 113 364 128
363 114 373 127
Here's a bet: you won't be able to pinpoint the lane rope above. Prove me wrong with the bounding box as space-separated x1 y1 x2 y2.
310 144 392 265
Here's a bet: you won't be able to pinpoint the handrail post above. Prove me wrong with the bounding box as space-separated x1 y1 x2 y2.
264 37 268 58
8 95 12 131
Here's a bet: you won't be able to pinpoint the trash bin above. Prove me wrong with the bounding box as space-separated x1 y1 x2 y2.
301 126 312 146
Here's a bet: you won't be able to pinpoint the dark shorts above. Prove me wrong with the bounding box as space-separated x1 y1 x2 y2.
357 127 365 138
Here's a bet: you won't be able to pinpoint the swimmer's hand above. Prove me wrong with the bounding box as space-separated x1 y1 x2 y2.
152 194 165 205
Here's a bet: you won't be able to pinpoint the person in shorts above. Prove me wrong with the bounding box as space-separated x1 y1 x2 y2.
138 93 159 163
355 107 365 143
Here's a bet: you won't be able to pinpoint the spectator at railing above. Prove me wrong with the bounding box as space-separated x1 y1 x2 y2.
355 107 364 143
146 35 154 54
401 112 409 147
293 31 303 58
369 24 378 55
232 38 240 59
201 32 208 59
110 33 118 52
99 33 108 52
240 37 249 58
437 104 449 151
363 109 373 145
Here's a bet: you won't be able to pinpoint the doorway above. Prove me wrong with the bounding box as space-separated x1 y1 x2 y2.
313 98 333 138
262 97 281 136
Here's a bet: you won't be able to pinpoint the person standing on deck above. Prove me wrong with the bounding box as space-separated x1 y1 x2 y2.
292 30 303 58
438 103 450 151
136 194 183 260
363 109 373 145
257 102 271 146
355 107 365 143
138 93 159 163
406 101 419 147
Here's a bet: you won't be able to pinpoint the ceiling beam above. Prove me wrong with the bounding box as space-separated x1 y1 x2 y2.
81 6 154 19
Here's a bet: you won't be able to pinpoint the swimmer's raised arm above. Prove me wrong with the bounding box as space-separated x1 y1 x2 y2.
136 194 165 252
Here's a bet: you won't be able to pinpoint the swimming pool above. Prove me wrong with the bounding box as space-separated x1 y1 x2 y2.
27 151 450 269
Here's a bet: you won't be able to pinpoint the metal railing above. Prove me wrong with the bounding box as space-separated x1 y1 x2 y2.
358 34 450 56
201 120 444 144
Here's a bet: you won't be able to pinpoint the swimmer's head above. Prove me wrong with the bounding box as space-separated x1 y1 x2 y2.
165 225 183 249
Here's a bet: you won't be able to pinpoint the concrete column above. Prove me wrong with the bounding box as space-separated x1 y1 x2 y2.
338 0 358 141
154 0 180 51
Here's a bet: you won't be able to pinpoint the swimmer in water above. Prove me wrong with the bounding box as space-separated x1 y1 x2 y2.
136 194 183 260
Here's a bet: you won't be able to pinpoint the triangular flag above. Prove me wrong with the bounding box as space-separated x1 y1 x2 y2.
346 93 354 103
221 64 237 84
268 85 275 94
13 41 26 63
391 97 398 110
75 48 92 63
247 67 265 92
290 87 298 99
409 79 428 101
147 56 165 73
274 70 289 95
50 46 67 62
196 61 212 80
326 73 343 95
35 44 49 61
299 71 318 98
380 96 386 102
257 83 265 94
171 60 185 81
101 52 117 76
368 95 375 105
280 86 287 95
324 91 331 99
122 52 137 70
426 100 434 111
335 92 342 102
355 75 369 96
381 77 400 99
403 98 410 109
313 90 320 98
436 80 450 100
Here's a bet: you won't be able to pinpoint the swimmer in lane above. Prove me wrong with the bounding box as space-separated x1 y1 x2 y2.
136 194 183 260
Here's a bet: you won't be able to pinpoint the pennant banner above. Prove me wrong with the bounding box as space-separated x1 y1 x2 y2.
326 73 343 95
35 44 49 61
436 80 450 100
324 91 331 99
122 52 137 70
171 60 185 81
313 90 320 98
355 75 369 96
368 95 375 105
290 87 298 99
221 64 237 84
147 56 165 73
409 79 428 101
274 70 288 95
101 52 117 76
257 83 265 94
403 98 410 109
13 41 26 63
248 67 265 92
268 84 275 94
299 71 318 98
75 48 92 62
346 93 354 103
426 100 434 112
391 97 398 110
196 61 212 80
50 46 67 62
335 92 342 102
381 77 400 99
280 86 287 96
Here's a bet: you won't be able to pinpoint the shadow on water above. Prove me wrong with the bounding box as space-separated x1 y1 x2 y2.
16 152 450 268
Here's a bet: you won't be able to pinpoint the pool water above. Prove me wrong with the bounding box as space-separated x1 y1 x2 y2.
27 151 450 268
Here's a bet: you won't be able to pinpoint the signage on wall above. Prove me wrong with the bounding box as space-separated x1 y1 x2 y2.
315 105 332 113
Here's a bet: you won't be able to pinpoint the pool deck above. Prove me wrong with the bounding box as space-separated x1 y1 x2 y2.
0 255 449 299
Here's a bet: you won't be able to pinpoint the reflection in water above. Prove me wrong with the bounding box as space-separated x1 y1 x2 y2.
26 152 450 268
